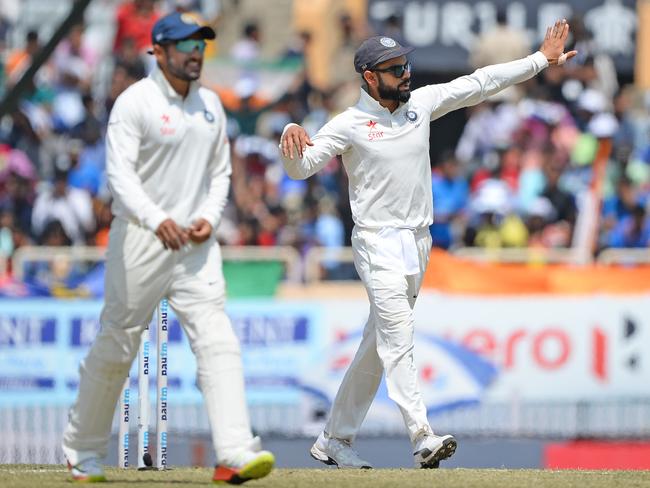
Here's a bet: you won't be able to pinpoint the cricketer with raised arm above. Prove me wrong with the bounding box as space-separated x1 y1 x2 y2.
280 19 576 469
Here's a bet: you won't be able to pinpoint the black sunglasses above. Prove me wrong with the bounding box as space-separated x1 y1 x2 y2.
372 61 411 78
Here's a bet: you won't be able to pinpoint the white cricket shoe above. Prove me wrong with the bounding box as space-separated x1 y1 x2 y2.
413 433 457 468
213 437 275 485
310 432 373 469
67 457 107 483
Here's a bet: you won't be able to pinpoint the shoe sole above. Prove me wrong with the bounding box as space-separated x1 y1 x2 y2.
68 462 107 483
213 452 275 485
309 445 372 469
416 436 457 469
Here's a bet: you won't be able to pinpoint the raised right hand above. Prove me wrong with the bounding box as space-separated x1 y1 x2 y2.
281 124 313 159
155 218 189 250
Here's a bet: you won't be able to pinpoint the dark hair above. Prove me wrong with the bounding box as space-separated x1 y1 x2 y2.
26 30 38 42
496 8 507 25
437 149 457 166
386 14 401 26
39 220 72 246
244 22 258 38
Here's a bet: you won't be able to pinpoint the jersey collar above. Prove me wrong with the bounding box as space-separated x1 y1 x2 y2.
150 64 199 100
356 88 408 116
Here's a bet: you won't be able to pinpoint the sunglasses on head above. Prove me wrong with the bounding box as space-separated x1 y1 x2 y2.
372 61 411 78
173 39 206 54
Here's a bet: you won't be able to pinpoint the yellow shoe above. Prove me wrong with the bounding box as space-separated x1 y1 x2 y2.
67 458 107 483
212 449 275 485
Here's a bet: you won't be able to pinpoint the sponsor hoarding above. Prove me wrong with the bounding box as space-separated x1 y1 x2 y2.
368 0 637 73
1 294 648 424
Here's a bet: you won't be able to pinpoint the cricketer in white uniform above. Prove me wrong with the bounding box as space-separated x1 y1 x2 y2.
280 20 577 469
62 13 274 484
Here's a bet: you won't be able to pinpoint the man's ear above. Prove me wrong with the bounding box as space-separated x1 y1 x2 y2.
152 44 166 67
363 70 377 88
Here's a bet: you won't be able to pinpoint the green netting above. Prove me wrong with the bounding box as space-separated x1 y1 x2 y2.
222 260 284 298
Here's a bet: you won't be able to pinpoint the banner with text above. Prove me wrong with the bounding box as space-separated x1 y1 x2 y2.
1 294 648 425
368 0 637 72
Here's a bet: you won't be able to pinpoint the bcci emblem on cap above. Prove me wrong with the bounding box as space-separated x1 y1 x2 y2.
354 35 414 73
151 11 216 45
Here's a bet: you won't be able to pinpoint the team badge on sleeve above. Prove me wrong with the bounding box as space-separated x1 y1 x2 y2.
204 110 215 123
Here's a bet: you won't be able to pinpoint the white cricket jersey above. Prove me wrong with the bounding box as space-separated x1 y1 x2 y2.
106 66 231 232
281 51 548 229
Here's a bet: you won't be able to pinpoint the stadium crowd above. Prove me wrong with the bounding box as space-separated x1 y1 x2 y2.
0 0 649 290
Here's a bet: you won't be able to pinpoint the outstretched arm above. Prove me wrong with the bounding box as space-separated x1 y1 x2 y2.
418 19 577 121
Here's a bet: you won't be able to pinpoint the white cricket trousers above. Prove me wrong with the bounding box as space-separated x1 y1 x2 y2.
62 219 253 465
325 226 433 444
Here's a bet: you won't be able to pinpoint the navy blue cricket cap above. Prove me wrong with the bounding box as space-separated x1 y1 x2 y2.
354 36 414 73
151 12 216 45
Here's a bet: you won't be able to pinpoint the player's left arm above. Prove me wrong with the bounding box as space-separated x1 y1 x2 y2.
418 19 577 121
191 102 231 243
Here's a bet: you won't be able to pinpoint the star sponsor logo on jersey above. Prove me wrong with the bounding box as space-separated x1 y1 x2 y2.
160 113 175 136
366 120 384 141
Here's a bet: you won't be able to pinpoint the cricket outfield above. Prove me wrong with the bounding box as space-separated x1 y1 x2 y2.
2 465 650 487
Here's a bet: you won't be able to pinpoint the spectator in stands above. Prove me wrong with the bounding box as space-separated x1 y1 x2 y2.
114 36 147 81
603 175 637 223
0 204 15 256
1 3 649 269
66 94 107 197
380 14 406 47
430 151 469 249
27 220 86 296
31 168 95 245
113 0 161 54
5 30 39 82
230 21 261 62
0 151 35 237
283 30 311 60
51 59 88 133
171 0 198 13
540 156 576 246
607 204 650 248
564 14 618 100
314 196 345 278
469 8 530 69
105 54 145 114
53 23 98 91
525 196 559 248
67 134 105 198
0 7 13 57
455 87 521 169
465 179 527 248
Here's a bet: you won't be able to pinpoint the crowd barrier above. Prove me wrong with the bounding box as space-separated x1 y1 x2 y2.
4 245 650 286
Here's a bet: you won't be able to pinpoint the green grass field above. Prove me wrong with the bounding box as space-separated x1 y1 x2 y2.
2 465 650 487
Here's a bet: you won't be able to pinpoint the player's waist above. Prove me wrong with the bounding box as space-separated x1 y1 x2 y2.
354 224 430 235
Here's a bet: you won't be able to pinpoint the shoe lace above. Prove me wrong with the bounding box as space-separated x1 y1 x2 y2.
329 438 360 459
